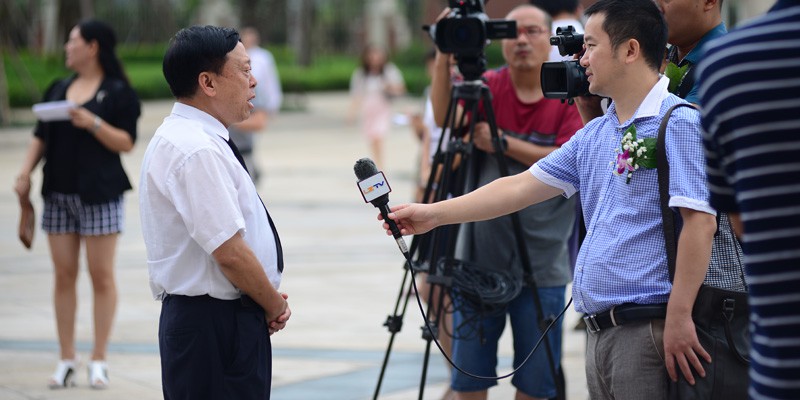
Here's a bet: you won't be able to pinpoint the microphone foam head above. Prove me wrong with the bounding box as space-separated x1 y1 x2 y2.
354 158 379 181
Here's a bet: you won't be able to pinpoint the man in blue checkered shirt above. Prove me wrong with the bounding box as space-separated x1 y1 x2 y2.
380 0 717 398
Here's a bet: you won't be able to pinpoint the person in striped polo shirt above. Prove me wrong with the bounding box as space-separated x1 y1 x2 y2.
698 1 800 398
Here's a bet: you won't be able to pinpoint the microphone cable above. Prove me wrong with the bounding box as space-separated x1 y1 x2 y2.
355 157 572 381
398 246 573 381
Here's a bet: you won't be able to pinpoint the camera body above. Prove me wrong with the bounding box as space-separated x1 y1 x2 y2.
541 26 590 99
427 0 516 80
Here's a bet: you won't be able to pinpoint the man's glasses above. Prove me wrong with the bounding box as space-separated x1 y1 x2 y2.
517 26 548 38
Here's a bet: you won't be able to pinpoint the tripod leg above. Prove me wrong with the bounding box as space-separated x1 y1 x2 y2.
416 267 455 399
372 266 415 400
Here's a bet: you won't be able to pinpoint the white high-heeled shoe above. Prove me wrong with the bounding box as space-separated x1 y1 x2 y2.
48 359 77 389
88 360 109 389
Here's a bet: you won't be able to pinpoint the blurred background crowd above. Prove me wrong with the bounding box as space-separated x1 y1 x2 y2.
0 0 775 124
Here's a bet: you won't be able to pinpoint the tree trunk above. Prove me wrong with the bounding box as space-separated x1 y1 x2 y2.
79 0 93 19
53 0 81 54
0 0 19 121
140 0 177 43
0 51 11 126
239 0 259 30
287 0 313 66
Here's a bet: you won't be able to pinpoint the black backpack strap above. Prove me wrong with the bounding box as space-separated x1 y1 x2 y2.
656 103 698 282
666 46 696 99
676 63 696 100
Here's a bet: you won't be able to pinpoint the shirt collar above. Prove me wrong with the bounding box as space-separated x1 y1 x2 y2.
608 75 670 126
684 22 727 65
170 102 230 141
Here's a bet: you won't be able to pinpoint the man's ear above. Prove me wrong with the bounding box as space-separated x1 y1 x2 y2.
623 38 641 65
197 71 217 97
704 0 720 12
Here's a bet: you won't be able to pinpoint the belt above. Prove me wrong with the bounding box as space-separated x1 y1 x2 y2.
163 293 262 311
583 303 667 333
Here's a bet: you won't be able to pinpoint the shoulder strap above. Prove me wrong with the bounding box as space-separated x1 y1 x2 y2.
676 64 696 99
657 103 698 282
666 46 696 99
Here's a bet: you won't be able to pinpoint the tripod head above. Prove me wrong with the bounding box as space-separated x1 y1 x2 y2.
455 54 488 82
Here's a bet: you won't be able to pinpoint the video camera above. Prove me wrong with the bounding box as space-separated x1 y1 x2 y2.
426 0 516 81
541 26 590 99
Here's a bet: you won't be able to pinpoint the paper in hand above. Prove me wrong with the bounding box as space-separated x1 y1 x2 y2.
32 100 76 122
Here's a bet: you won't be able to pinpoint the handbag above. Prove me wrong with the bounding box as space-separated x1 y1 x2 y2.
656 103 750 400
18 198 35 249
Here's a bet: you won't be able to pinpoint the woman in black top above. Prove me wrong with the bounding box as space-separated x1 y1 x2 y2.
13 20 140 390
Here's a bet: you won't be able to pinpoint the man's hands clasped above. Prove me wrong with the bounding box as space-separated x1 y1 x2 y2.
266 292 291 336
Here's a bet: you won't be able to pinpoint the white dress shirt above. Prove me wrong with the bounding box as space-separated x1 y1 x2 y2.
139 102 281 301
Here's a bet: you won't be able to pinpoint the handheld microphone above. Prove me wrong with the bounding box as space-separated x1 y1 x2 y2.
353 158 409 256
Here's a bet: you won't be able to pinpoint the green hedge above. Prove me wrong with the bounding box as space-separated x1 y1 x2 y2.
4 42 507 108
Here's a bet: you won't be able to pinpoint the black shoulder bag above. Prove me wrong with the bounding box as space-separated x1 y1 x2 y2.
657 103 750 400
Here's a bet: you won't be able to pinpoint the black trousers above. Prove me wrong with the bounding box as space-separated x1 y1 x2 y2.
159 294 271 400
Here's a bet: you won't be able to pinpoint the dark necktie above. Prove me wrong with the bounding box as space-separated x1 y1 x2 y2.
224 138 284 273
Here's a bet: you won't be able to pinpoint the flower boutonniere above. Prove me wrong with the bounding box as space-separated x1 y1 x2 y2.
611 124 657 184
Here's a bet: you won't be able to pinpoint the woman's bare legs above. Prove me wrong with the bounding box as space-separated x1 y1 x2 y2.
48 233 82 361
84 234 118 361
369 136 384 171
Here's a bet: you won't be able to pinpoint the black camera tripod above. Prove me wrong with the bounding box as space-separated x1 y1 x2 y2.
371 78 566 400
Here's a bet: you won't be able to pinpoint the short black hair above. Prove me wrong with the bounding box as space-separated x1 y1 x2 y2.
585 0 667 72
162 25 240 99
529 0 579 17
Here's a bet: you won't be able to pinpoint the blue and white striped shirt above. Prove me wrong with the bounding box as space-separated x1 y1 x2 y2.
698 1 800 398
532 76 715 314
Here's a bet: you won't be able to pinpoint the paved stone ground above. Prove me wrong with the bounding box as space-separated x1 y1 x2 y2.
0 93 588 399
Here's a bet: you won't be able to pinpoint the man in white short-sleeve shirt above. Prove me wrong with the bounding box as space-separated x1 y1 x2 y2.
139 25 290 399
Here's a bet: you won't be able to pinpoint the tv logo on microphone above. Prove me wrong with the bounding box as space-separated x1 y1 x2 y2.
357 172 392 203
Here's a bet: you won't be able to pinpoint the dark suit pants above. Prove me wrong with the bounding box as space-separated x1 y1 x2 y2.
159 294 271 400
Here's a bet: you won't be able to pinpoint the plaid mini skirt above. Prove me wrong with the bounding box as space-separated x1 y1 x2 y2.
42 192 124 236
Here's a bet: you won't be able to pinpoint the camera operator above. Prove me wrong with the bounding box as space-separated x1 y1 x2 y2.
386 0 716 398
429 5 583 400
